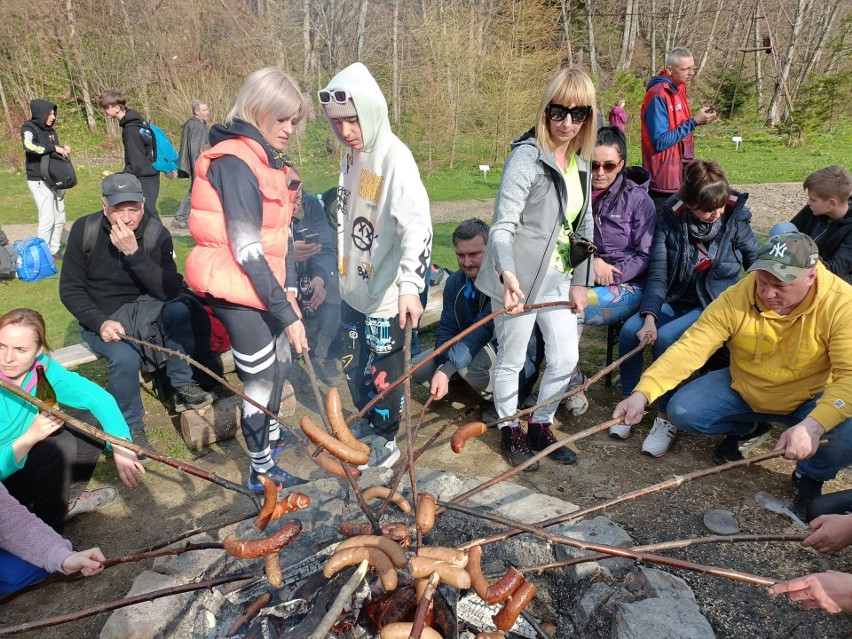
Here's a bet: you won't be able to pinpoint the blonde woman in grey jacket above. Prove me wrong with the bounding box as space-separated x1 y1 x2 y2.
476 68 596 469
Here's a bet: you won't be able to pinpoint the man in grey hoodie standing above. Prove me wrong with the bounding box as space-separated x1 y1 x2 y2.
173 100 211 229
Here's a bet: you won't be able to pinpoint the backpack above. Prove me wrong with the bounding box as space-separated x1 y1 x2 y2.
14 237 57 282
81 213 162 263
0 245 17 279
39 153 77 198
143 122 179 173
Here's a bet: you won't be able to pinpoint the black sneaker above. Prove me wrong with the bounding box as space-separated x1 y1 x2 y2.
527 421 577 465
130 428 154 463
349 417 376 443
712 422 772 465
791 471 824 521
314 356 345 386
173 381 215 412
499 424 540 471
247 466 308 492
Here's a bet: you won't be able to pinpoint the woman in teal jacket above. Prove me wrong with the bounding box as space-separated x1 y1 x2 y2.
0 308 144 532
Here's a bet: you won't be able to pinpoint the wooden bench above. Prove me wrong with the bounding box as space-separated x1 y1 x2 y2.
51 280 446 372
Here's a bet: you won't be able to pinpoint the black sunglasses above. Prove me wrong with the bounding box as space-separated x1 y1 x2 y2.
318 90 350 105
591 161 622 173
288 179 302 192
546 104 592 123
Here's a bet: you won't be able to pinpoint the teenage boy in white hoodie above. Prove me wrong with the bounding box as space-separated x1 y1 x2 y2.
319 63 433 469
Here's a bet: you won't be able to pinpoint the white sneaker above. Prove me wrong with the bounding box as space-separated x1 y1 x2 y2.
609 423 632 439
564 371 589 416
357 437 401 470
641 417 677 457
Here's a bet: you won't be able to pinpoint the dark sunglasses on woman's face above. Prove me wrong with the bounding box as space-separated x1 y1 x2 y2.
546 104 592 123
318 90 350 104
591 161 622 173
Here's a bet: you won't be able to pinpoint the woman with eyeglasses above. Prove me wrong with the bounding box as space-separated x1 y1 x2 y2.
610 159 758 456
565 126 657 416
475 68 596 469
185 67 309 492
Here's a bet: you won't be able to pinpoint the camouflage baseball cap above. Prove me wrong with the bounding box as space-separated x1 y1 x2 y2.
747 231 818 282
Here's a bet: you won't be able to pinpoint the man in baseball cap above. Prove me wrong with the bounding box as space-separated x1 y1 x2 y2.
101 172 145 207
614 229 852 521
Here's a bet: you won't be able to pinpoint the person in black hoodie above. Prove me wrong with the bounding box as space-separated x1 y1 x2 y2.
97 90 160 219
791 166 852 285
21 99 70 258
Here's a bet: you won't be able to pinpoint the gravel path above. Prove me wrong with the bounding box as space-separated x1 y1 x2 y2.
1 182 804 246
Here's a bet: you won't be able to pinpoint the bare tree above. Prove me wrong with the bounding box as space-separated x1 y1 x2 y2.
766 0 813 125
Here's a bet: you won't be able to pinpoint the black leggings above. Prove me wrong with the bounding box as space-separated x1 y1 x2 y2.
340 303 406 440
3 422 103 534
211 303 291 473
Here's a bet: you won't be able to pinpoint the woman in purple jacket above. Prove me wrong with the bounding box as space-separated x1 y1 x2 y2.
566 127 656 416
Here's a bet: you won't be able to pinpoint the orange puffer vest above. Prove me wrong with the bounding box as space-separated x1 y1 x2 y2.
185 137 292 310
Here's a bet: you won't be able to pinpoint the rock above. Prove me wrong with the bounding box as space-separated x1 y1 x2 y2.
703 508 740 535
552 516 635 582
179 395 240 450
99 571 192 639
612 597 715 639
573 581 615 631
623 566 698 602
153 533 224 579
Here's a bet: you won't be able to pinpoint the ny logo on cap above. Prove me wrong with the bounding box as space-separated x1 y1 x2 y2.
769 242 788 258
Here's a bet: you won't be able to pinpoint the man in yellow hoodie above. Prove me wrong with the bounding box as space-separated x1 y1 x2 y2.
614 231 852 519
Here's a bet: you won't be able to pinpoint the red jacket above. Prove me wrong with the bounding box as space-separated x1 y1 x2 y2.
185 137 291 310
641 71 695 194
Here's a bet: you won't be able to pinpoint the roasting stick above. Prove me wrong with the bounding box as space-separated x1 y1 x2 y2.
0 571 262 636
401 322 423 549
347 301 578 424
441 501 778 588
307 560 369 639
520 533 809 574
0 378 256 499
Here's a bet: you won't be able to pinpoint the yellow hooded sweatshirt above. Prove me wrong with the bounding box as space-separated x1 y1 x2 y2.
634 262 852 431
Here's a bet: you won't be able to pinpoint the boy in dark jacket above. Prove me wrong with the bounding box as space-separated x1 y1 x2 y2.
98 90 161 219
21 99 70 257
791 166 852 285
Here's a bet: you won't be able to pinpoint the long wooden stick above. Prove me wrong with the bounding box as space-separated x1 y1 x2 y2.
440 501 778 587
0 378 256 498
520 533 809 574
0 571 261 636
349 301 577 423
402 322 423 549
463 449 788 549
410 571 441 639
308 559 369 639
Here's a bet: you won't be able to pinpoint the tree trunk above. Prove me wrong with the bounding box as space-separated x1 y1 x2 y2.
754 5 763 112
559 0 574 66
694 0 724 83
0 76 13 137
650 0 657 73
792 2 840 100
766 0 813 125
303 0 312 83
65 0 97 131
586 0 598 76
618 0 635 70
392 0 400 129
118 0 150 117
356 0 369 61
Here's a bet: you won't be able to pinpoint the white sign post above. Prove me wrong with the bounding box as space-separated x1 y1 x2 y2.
478 164 491 178
732 136 743 151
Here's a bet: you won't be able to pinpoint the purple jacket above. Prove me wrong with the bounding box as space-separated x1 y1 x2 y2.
608 106 627 133
0 483 72 574
592 166 656 287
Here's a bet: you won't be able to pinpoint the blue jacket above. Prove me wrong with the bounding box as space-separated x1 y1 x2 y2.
640 190 758 318
291 193 336 286
434 269 495 377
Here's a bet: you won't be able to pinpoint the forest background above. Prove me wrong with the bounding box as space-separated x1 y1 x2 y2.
0 0 849 201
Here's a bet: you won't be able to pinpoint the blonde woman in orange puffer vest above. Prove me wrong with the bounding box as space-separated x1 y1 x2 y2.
185 67 309 493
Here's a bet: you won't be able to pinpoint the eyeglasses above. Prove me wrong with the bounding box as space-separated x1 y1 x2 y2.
318 90 350 105
591 161 622 173
546 104 592 123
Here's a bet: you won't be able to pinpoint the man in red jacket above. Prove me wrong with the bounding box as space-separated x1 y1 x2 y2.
641 47 717 204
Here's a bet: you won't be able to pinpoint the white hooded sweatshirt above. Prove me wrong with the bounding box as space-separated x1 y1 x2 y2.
321 63 433 318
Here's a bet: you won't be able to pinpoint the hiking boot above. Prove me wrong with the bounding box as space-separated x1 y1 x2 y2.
247 465 308 492
564 370 589 416
130 428 154 463
357 437 401 470
173 381 215 412
481 406 499 427
173 218 189 229
527 420 576 465
712 422 772 465
791 471 824 521
609 423 632 439
314 356 345 386
349 417 376 443
641 417 677 457
67 488 117 518
499 424 540 471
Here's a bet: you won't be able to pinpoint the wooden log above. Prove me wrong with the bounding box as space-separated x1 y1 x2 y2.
180 395 241 450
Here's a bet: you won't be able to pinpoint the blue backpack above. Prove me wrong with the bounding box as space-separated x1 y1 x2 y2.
140 122 179 173
14 237 57 282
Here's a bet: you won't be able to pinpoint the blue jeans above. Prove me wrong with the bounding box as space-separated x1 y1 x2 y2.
0 550 50 595
80 298 205 430
619 304 702 411
668 368 852 481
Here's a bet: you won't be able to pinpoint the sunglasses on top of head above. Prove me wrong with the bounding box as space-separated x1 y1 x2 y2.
318 90 350 105
546 104 592 123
